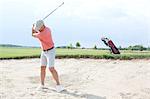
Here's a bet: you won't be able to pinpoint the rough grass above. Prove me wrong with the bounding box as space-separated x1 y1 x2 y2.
0 47 150 60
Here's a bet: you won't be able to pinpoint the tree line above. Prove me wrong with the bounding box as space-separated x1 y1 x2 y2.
1 43 150 51
57 42 150 51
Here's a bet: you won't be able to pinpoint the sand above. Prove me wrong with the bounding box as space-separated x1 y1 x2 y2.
0 59 150 99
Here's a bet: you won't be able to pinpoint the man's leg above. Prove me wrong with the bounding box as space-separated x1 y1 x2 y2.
49 67 60 85
47 49 64 92
41 66 46 85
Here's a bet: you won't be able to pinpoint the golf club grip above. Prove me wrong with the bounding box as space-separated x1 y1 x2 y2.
42 2 64 20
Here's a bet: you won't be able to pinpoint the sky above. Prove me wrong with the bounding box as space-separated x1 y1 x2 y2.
0 0 150 48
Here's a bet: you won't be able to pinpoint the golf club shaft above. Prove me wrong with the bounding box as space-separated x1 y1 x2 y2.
42 2 64 20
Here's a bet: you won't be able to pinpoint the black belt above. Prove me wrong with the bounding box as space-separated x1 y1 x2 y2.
43 47 54 51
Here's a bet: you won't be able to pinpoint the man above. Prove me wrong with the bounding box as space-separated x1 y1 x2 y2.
32 20 64 92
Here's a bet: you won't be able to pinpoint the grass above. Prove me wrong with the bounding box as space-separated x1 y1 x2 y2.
0 47 150 60
0 47 41 59
57 49 150 59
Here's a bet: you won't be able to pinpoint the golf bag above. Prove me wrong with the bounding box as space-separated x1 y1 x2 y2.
101 37 120 54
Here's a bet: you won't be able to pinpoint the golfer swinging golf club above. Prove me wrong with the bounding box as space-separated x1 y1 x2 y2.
32 20 64 92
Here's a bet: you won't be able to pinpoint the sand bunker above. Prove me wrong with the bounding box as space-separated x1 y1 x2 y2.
0 59 150 99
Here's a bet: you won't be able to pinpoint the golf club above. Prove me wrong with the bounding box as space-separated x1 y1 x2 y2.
42 2 64 20
33 2 64 30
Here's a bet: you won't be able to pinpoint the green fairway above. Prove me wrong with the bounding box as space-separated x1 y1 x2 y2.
0 47 41 59
0 47 150 59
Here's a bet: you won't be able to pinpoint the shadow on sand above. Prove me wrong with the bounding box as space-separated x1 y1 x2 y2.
28 86 106 99
60 90 106 99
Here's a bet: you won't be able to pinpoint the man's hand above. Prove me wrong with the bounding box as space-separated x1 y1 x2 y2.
32 24 37 37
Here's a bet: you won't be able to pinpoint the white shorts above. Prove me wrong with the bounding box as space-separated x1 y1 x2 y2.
40 48 55 68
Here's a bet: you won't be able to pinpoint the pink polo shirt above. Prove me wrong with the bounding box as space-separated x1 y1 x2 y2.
35 27 54 50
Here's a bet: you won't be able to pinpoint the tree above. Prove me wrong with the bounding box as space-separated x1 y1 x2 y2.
70 43 73 49
94 45 97 49
128 45 146 51
67 43 73 49
76 42 81 48
148 47 150 51
119 46 122 50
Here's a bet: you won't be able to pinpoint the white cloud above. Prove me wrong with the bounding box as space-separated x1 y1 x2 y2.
1 0 149 19
0 0 149 46
33 0 150 46
44 0 150 22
